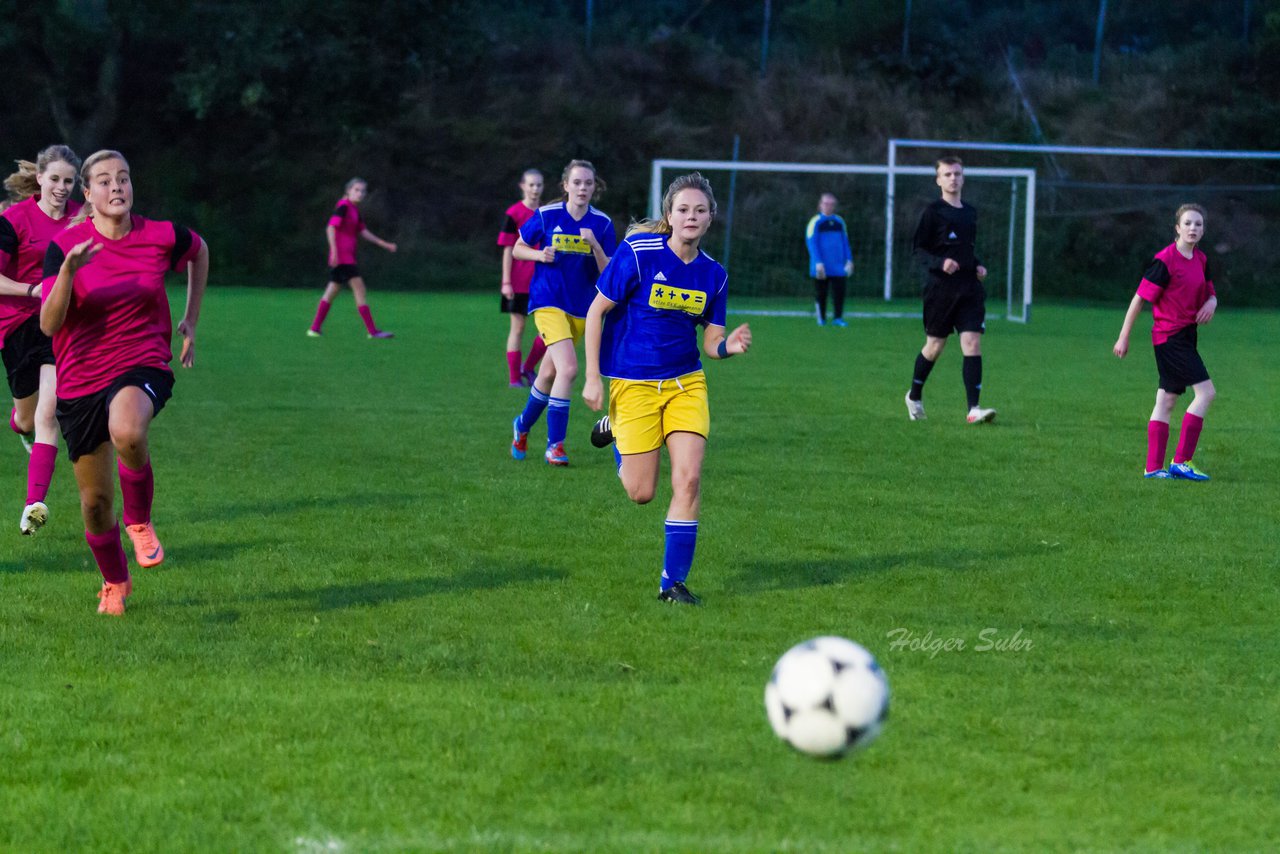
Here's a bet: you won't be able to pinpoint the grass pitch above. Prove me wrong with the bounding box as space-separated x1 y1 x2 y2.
2 288 1277 852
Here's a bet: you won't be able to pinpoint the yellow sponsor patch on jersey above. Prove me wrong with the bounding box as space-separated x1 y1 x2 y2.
551 233 593 255
648 283 707 314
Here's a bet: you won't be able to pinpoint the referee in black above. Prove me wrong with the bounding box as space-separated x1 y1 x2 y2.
904 156 996 424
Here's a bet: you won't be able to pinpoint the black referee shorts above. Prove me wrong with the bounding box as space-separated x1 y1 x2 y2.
2 313 56 399
55 367 174 462
1153 325 1210 395
923 279 986 338
328 264 361 285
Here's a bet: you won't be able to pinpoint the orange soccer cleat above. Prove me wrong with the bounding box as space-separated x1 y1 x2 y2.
96 579 133 616
125 522 165 568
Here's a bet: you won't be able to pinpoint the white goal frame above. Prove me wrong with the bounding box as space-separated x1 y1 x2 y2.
651 158 1037 322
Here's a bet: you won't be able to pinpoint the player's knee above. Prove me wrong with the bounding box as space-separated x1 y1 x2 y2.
109 425 147 458
671 469 702 503
625 481 655 505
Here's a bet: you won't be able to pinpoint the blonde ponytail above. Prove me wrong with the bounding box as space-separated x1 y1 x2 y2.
4 144 82 205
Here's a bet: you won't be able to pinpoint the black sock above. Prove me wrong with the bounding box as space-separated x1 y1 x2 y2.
813 279 829 322
909 352 935 400
963 355 982 409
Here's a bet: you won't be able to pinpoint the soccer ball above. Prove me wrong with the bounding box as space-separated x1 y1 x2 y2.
764 636 889 758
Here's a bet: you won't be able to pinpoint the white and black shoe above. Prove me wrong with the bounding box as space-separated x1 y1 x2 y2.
20 501 47 536
590 415 614 448
658 582 702 606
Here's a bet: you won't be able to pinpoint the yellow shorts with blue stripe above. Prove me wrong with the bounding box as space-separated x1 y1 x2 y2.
532 308 586 346
608 371 709 455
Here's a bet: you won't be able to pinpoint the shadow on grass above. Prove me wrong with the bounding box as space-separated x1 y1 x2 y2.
173 491 425 524
729 546 1035 592
253 562 569 612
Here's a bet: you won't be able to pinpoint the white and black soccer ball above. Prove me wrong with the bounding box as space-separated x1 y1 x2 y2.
764 636 889 758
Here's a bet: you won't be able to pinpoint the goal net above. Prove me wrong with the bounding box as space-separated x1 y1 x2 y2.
650 159 1035 322
889 139 1280 310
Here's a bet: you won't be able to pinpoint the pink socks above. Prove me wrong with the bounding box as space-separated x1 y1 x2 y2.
117 459 154 526
1174 413 1204 465
85 525 130 584
27 442 56 504
1146 421 1169 474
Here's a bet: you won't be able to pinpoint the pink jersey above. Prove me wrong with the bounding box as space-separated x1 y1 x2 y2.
0 196 83 348
328 198 364 266
41 215 203 398
497 201 538 294
1137 243 1216 345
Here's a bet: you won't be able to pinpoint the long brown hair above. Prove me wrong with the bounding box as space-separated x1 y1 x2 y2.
558 159 606 203
625 172 717 238
3 144 82 204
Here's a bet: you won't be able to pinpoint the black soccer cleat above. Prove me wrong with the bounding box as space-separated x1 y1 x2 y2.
657 582 702 606
590 415 615 448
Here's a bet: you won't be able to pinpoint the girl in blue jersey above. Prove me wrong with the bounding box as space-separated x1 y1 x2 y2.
510 159 616 466
582 173 751 605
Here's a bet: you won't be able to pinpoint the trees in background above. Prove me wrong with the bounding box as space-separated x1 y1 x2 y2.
1 0 1275 300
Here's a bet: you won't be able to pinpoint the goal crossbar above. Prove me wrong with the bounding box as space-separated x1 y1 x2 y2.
651 159 1036 322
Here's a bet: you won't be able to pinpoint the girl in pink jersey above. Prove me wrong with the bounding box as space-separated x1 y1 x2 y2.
498 169 546 386
0 144 82 536
1113 204 1217 481
40 150 209 616
307 177 397 339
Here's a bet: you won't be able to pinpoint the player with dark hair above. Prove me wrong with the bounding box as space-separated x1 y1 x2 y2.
805 192 854 327
904 156 996 424
582 172 751 605
509 159 616 466
498 169 547 386
0 144 82 535
1113 203 1217 480
40 150 209 615
307 177 396 339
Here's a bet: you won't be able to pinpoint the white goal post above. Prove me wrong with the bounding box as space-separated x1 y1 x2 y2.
650 159 1037 322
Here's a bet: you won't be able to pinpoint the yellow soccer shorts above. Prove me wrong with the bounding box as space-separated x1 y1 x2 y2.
608 371 710 455
532 308 586 346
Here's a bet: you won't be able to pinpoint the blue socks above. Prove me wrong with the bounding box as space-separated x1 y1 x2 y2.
661 519 699 590
516 386 550 433
546 396 570 447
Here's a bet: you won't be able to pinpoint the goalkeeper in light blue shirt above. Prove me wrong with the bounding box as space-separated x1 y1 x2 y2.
805 192 854 326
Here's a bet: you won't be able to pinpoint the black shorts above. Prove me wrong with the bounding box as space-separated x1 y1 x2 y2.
1153 325 1209 395
923 279 986 338
55 367 174 462
2 313 56 399
500 293 530 314
328 264 360 285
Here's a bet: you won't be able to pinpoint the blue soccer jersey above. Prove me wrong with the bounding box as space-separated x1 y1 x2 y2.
596 233 728 381
805 213 852 277
521 202 617 318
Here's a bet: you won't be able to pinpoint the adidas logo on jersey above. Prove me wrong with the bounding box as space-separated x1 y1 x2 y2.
654 271 667 281
553 225 564 233
948 231 957 239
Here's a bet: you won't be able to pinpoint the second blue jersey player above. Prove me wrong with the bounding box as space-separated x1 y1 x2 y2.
510 159 616 466
582 172 751 606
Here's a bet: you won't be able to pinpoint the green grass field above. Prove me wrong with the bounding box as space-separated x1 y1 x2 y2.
2 288 1277 853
